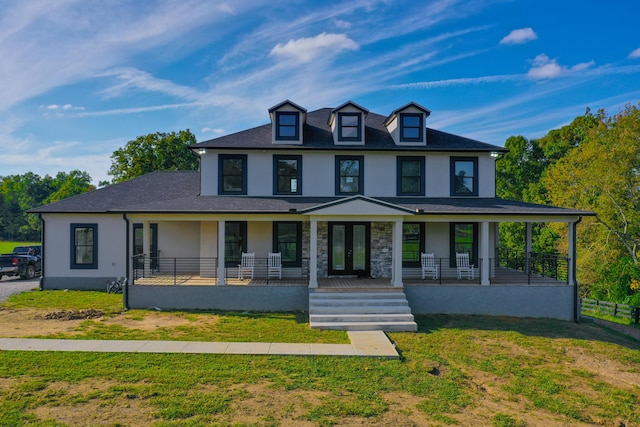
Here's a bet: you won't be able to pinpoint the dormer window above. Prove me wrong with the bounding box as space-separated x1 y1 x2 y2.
276 112 299 140
384 102 430 146
400 113 423 142
338 113 361 141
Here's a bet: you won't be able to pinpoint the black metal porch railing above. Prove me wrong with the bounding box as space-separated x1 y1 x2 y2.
131 255 310 285
401 258 482 284
492 249 569 285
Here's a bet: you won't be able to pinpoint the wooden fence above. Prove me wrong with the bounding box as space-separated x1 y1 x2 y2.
581 298 640 324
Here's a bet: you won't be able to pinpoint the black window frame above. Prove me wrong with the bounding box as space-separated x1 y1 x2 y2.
338 112 361 141
402 222 425 267
450 156 478 196
400 113 423 142
273 155 302 195
70 223 98 269
218 154 247 195
449 222 478 268
275 111 300 140
224 221 247 267
335 155 364 195
397 156 425 196
273 221 302 267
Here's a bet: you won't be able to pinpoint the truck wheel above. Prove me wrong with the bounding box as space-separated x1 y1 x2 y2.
21 265 36 280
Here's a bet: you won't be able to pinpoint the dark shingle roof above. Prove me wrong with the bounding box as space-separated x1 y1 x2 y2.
193 108 506 152
30 171 591 217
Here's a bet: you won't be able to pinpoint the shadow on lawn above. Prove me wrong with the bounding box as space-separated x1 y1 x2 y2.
413 314 640 351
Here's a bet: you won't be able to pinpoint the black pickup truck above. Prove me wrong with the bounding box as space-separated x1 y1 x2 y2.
0 245 42 280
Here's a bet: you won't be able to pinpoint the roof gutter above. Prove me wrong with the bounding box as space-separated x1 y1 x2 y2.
123 213 130 310
572 216 583 323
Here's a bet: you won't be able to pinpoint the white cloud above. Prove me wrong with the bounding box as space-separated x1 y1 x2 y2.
333 19 351 29
201 127 224 134
98 67 201 100
500 27 538 45
526 54 596 80
270 33 359 64
629 47 640 59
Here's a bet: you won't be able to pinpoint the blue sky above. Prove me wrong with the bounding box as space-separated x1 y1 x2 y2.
1 0 639 185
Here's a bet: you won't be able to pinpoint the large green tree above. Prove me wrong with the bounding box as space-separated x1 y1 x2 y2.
544 104 640 303
107 130 199 183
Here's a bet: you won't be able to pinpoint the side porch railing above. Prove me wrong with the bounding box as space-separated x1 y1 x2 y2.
132 255 309 285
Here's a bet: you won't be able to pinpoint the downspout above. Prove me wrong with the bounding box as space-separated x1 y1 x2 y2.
572 216 583 323
123 213 130 310
38 214 45 291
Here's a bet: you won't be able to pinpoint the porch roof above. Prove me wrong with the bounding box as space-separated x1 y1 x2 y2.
30 171 593 218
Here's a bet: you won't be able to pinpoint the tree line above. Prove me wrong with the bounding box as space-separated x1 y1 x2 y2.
2 110 640 305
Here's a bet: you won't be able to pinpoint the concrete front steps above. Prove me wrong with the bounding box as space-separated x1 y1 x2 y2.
309 289 417 332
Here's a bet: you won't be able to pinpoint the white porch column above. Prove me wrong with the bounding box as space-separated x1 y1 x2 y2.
217 220 226 286
568 220 577 286
392 220 403 288
525 222 532 273
309 219 318 288
480 221 490 285
143 220 151 275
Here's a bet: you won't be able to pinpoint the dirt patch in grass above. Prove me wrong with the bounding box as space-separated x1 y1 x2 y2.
0 306 209 337
30 379 157 427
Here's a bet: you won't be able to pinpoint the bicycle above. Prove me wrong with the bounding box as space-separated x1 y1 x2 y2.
106 277 127 294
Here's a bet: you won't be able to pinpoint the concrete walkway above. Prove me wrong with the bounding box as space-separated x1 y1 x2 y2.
0 330 399 359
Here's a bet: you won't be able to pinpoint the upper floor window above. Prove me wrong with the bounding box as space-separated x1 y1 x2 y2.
338 113 361 141
336 156 364 195
276 112 299 140
400 113 423 142
274 155 302 195
451 157 478 196
397 156 425 196
219 154 247 195
70 223 97 269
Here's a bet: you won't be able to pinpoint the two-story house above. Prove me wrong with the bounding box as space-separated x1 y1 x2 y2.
31 100 592 330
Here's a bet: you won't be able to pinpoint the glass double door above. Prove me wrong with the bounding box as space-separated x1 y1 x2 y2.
328 222 370 276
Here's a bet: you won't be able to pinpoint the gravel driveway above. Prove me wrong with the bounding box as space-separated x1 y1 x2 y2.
0 276 40 302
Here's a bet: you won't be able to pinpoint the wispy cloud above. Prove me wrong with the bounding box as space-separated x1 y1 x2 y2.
629 47 640 59
390 74 523 89
97 68 201 100
270 33 359 64
500 27 537 45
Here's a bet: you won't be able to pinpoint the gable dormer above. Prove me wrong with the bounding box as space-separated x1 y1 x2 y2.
383 102 431 146
328 101 369 146
269 100 307 145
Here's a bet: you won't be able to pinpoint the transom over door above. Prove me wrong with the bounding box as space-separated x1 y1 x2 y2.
328 222 370 276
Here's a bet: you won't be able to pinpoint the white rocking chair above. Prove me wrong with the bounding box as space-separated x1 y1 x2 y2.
267 252 282 280
456 252 474 280
238 252 255 279
421 253 438 280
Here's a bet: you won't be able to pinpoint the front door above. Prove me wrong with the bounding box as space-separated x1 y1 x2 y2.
328 222 370 276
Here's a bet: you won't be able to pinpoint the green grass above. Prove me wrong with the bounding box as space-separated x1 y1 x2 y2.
0 241 40 255
1 291 640 426
582 309 640 328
